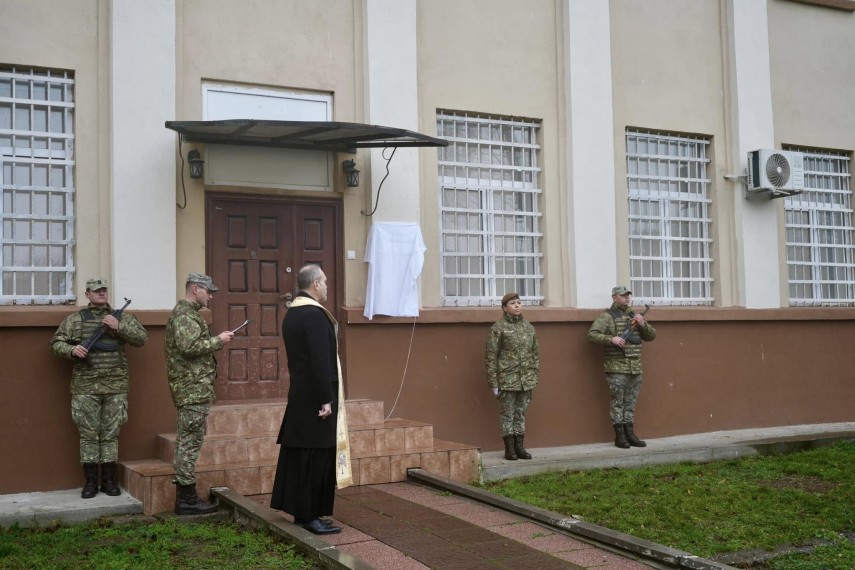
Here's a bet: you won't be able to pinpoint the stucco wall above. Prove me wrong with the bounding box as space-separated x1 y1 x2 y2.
174 0 368 304
3 0 855 496
609 0 735 305
0 309 176 494
416 0 564 307
768 0 855 151
3 310 853 493
341 308 855 452
0 0 109 298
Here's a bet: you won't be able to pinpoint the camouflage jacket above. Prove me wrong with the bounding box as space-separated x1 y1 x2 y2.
50 304 148 395
485 313 540 391
165 300 224 407
587 303 656 374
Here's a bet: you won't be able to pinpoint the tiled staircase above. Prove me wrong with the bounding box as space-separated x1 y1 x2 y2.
120 399 480 515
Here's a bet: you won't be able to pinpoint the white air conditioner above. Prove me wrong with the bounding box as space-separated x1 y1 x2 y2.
746 149 805 199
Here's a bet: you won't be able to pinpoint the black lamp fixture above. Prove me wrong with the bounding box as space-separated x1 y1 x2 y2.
342 159 360 188
187 149 204 179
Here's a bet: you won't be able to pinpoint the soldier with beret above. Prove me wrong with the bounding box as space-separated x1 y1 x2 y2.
50 278 148 498
485 292 540 461
165 272 234 515
587 286 656 449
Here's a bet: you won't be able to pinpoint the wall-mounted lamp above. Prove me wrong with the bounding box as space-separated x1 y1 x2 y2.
187 149 204 179
342 159 360 188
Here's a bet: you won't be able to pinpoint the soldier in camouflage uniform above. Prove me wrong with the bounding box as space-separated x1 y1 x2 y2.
165 273 234 515
485 292 540 461
587 286 656 449
50 277 148 498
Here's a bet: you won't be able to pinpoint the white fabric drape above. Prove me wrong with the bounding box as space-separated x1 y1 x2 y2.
363 222 426 320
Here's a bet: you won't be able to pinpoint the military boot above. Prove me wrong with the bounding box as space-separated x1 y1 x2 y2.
502 435 518 461
624 423 647 447
81 463 99 499
175 483 218 515
613 424 630 449
513 433 532 460
99 462 121 496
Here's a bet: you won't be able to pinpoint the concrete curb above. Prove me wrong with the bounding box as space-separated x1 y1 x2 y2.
0 489 143 528
480 427 855 483
409 469 735 570
211 487 374 570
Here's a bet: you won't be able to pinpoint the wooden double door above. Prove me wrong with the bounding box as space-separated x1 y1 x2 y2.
206 194 340 401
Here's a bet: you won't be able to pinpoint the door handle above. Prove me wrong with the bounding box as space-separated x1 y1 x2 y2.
281 292 293 307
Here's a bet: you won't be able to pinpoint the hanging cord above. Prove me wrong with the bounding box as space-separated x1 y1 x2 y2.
176 140 188 209
361 146 397 217
384 316 417 420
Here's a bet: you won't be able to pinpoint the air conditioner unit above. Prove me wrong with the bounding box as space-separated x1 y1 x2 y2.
746 149 805 199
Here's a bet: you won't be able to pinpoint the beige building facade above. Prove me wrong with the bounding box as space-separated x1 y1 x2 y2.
2 0 854 493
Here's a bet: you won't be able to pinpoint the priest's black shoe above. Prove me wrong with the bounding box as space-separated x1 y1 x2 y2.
296 518 341 535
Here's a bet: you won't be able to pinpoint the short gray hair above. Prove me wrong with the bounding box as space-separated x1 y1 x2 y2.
296 264 324 292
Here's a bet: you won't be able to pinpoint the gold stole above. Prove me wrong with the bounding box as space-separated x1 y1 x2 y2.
289 296 353 489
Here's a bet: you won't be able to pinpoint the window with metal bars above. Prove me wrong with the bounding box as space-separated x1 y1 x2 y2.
626 130 713 305
0 65 75 304
783 148 854 306
437 111 543 306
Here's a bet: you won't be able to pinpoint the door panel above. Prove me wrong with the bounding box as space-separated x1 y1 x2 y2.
207 195 338 401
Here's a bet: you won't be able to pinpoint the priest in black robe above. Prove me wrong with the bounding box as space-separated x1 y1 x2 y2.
270 264 341 535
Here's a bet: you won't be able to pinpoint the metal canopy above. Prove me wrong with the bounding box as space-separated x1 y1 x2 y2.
165 119 448 153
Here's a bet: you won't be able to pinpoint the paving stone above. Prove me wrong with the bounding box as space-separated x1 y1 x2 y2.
333 483 584 569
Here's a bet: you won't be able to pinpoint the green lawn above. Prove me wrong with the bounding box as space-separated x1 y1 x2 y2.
482 441 855 570
0 517 311 570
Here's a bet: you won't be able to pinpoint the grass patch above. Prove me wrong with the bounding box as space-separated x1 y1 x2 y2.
482 441 855 568
0 516 311 570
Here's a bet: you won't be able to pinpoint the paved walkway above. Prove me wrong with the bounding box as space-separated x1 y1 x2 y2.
293 482 649 569
3 422 854 569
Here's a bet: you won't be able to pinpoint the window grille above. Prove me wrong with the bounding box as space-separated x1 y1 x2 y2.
784 148 854 306
626 130 713 305
0 65 75 304
437 111 543 306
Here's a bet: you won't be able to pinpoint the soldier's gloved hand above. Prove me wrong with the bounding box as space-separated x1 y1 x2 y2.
492 387 499 397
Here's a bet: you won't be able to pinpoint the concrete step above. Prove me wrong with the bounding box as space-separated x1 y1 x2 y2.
155 418 435 465
121 398 480 515
121 438 480 515
348 418 435 458
156 432 279 466
120 458 277 516
205 399 385 436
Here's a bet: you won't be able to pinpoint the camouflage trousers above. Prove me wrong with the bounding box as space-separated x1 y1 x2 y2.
498 389 532 436
172 402 211 485
606 373 643 424
71 393 128 463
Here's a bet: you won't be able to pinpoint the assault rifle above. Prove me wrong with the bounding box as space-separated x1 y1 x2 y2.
620 304 651 341
620 304 650 355
80 297 131 365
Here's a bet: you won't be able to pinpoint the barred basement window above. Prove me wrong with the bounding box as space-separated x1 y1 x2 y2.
0 65 75 304
626 130 713 306
784 148 854 306
437 111 543 306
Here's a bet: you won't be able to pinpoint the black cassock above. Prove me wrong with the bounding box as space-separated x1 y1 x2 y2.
270 293 339 520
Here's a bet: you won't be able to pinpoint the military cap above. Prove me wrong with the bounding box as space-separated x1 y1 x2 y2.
501 292 520 307
186 272 220 292
612 285 632 296
86 278 108 291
